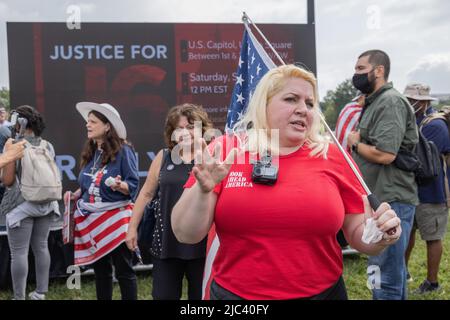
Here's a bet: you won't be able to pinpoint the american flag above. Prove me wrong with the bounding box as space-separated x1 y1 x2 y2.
202 23 276 300
334 101 363 152
225 24 276 132
73 204 133 266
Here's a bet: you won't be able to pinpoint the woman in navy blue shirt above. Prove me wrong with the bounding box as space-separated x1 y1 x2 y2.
65 102 139 300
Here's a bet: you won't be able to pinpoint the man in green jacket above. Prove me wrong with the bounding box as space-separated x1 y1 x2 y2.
348 50 419 300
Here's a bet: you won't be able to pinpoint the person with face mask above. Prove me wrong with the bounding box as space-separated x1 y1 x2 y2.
403 83 450 294
347 50 419 300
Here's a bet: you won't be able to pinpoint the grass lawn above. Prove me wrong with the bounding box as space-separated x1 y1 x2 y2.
344 224 450 300
1 225 449 300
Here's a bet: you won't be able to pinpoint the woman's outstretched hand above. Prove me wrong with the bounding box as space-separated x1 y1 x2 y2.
192 139 239 193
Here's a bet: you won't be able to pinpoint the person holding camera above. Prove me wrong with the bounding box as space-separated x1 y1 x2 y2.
0 105 60 300
0 116 26 218
126 103 213 300
171 64 402 300
0 139 26 168
0 103 26 168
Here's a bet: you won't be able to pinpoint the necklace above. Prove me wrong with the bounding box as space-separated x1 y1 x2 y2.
89 150 103 176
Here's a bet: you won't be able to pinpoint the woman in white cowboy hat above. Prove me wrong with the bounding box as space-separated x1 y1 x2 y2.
65 102 139 300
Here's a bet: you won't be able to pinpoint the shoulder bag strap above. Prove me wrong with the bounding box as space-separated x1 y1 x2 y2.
442 155 450 208
154 149 170 198
16 140 32 184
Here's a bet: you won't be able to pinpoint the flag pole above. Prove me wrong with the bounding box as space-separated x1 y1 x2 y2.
242 12 285 66
242 12 388 215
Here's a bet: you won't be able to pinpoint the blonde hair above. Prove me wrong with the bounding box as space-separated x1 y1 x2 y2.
233 64 329 158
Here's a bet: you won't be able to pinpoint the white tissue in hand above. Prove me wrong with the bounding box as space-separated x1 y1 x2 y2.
362 218 384 244
105 177 116 187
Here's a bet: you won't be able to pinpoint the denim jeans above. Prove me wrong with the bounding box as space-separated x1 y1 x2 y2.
368 202 415 300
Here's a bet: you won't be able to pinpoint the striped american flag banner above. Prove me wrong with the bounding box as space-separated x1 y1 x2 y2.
334 101 363 152
202 22 276 300
202 224 220 299
73 204 133 266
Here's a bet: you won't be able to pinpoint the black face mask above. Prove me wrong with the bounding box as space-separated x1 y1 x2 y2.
352 69 375 94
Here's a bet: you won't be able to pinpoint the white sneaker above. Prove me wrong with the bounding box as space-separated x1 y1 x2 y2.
28 291 46 300
407 272 413 283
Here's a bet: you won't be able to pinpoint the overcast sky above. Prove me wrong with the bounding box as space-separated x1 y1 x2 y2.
0 0 449 98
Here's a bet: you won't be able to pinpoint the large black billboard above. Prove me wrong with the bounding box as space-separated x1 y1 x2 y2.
7 22 316 191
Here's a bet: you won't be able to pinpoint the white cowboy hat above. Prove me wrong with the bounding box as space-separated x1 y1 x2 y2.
76 102 127 139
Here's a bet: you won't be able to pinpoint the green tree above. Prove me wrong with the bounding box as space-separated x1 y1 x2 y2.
0 87 10 110
436 99 450 109
320 79 359 130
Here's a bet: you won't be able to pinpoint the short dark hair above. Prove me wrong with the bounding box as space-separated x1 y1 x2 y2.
359 50 390 81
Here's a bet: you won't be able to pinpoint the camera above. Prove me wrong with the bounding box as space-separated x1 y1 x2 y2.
251 155 278 185
9 111 28 141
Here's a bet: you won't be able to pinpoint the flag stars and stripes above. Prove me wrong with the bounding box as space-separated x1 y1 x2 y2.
238 56 244 67
73 204 133 266
237 110 244 121
208 24 277 298
235 74 244 86
256 63 262 75
236 92 245 104
225 26 275 133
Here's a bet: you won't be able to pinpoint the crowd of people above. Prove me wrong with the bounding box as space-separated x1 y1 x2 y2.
337 50 449 299
0 48 448 300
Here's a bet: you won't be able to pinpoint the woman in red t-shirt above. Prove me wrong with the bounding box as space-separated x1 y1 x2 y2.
171 64 402 300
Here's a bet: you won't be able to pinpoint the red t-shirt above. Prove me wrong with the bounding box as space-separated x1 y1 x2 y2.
185 137 365 299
